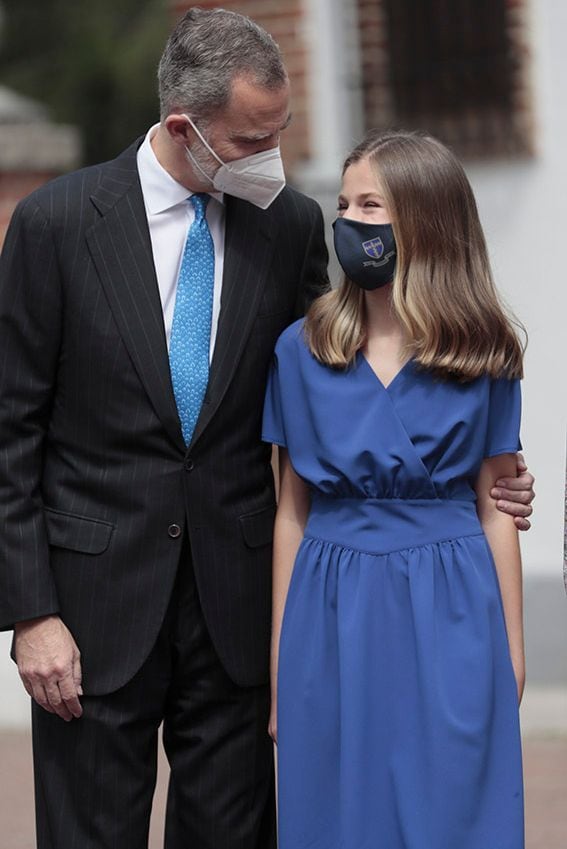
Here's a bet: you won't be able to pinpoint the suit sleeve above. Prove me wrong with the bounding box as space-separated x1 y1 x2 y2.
484 377 522 459
0 197 61 629
261 352 287 448
294 199 330 318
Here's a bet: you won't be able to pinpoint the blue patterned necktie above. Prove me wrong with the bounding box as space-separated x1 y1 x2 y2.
169 193 215 444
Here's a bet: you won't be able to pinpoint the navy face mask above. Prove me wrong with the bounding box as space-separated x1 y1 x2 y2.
332 217 397 290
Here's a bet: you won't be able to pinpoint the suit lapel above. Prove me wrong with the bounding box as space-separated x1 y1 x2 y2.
86 142 185 452
190 195 276 447
86 147 276 453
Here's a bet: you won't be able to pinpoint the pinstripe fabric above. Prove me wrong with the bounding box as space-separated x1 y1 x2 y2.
0 137 329 696
32 561 275 849
0 136 327 847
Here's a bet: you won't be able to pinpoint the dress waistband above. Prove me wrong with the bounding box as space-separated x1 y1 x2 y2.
305 496 482 556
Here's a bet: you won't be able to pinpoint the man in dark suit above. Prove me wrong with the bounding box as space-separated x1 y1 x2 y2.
0 8 534 849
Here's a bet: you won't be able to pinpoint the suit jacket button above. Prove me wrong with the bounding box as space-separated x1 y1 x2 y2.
168 524 182 539
184 457 194 472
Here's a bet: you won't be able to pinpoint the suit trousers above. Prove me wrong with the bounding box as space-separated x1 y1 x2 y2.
31 542 276 849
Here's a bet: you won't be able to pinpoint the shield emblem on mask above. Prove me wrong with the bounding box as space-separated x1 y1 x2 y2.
362 237 384 259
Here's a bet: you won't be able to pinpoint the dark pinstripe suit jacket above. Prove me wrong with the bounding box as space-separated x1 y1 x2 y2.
0 139 328 694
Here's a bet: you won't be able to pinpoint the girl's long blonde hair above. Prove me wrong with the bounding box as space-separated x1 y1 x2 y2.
305 130 525 381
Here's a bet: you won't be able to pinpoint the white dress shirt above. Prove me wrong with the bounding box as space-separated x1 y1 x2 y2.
136 124 226 360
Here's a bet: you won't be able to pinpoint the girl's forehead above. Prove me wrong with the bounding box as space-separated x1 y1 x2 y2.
341 158 383 194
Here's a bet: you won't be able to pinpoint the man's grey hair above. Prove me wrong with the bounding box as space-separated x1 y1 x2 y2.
158 7 288 122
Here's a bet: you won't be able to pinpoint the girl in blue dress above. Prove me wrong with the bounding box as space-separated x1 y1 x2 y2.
263 130 525 849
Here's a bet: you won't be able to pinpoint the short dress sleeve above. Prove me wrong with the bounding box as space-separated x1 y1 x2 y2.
484 377 522 458
262 351 287 447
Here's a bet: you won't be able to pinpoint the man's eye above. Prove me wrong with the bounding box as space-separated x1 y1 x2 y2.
236 137 264 145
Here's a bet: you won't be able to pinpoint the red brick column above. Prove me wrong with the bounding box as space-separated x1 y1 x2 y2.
0 120 80 250
356 0 394 132
0 172 57 248
170 1 310 178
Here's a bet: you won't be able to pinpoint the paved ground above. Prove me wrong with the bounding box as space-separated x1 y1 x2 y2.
1 693 566 848
2 737 566 848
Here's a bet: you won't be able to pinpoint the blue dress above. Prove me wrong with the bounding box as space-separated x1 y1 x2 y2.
262 320 524 849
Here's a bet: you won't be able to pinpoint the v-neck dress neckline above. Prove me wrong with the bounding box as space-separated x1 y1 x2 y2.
356 349 414 393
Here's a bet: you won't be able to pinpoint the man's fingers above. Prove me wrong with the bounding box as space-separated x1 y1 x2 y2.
494 473 535 492
58 673 83 718
44 679 74 721
21 665 82 720
20 670 82 719
73 654 83 697
494 463 536 523
14 616 83 718
496 499 533 518
491 484 534 503
29 682 56 714
514 516 531 532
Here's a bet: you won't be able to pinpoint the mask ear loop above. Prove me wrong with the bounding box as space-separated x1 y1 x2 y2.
182 114 226 167
184 144 215 186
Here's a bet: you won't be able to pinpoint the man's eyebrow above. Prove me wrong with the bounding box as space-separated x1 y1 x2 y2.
232 113 293 142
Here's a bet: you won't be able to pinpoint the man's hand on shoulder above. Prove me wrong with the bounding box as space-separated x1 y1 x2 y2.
490 452 535 531
15 615 83 721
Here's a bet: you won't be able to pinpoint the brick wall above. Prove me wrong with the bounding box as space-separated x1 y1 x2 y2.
171 1 310 177
0 171 57 247
356 0 394 132
355 0 534 159
0 123 80 250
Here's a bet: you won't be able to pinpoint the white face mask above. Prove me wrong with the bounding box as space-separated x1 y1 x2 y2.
182 114 286 210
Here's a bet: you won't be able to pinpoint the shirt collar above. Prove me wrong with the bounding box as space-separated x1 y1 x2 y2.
137 123 224 215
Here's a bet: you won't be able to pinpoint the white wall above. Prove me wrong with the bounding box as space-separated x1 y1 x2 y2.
296 0 567 690
301 0 567 579
0 634 29 726
0 0 565 727
465 0 567 578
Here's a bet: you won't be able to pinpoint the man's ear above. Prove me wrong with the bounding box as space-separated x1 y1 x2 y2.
164 113 194 148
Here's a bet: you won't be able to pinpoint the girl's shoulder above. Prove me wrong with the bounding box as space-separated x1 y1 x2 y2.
273 318 309 360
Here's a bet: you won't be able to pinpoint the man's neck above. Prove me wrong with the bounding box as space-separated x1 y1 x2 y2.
151 125 205 193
